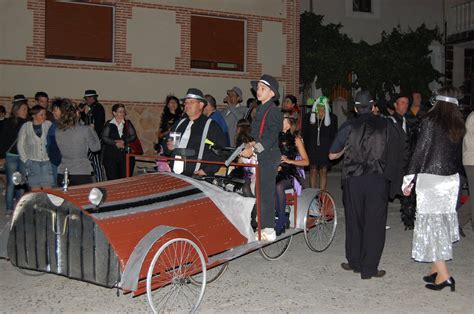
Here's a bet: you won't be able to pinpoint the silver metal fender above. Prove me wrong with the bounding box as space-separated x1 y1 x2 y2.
119 225 206 292
290 188 321 229
0 220 11 259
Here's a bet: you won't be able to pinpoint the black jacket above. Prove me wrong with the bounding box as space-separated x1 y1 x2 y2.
408 118 463 176
0 117 27 158
85 101 105 138
169 114 226 176
250 99 282 160
102 119 137 159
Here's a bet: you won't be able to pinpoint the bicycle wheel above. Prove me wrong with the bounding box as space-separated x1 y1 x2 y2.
304 190 337 252
190 262 228 285
146 238 206 314
259 236 292 261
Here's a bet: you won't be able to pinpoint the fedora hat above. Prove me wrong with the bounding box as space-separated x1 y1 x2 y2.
12 94 27 104
181 88 208 105
251 74 280 100
226 86 243 99
84 89 98 98
354 90 374 107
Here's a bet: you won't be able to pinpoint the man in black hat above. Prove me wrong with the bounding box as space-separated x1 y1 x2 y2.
166 88 226 176
83 89 105 181
241 74 283 242
329 90 406 279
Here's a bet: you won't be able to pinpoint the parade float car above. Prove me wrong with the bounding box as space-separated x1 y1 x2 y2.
0 152 337 313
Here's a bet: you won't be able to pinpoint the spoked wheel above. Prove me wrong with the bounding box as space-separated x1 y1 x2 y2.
259 236 292 261
304 190 337 252
146 238 206 314
190 262 228 285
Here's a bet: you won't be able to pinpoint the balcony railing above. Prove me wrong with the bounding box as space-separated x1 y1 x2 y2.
447 1 474 36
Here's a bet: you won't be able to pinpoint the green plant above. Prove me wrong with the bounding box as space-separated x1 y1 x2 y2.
300 13 443 100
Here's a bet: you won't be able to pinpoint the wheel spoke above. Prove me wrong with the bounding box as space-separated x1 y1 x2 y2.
147 238 206 313
304 191 338 252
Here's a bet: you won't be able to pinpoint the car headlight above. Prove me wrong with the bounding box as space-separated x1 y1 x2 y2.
88 187 107 207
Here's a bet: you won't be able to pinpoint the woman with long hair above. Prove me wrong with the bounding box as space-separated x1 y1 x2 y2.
156 95 182 150
102 103 137 180
402 86 465 291
55 98 101 186
17 105 53 189
0 100 28 215
275 111 309 235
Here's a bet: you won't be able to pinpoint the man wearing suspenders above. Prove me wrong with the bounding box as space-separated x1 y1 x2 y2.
166 88 226 176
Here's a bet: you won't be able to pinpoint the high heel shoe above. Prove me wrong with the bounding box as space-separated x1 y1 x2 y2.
425 277 455 292
423 272 437 283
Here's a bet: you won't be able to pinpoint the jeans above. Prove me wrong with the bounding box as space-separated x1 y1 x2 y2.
5 153 25 211
25 160 54 188
51 163 58 187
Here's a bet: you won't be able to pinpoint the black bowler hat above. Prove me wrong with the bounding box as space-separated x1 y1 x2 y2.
181 88 208 105
84 89 98 98
354 90 374 107
251 74 280 100
12 94 27 104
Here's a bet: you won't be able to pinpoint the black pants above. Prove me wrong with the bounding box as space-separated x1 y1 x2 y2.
256 154 280 229
343 174 388 278
104 154 135 180
57 174 93 187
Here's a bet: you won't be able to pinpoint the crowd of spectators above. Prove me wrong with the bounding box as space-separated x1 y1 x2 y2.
0 76 472 297
0 90 140 216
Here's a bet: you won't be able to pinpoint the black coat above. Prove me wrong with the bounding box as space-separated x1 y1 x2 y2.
250 99 282 160
0 117 27 158
102 119 137 160
408 118 463 176
168 114 226 175
85 101 105 138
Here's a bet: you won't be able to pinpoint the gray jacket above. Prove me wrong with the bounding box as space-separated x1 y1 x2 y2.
222 103 248 146
56 124 101 175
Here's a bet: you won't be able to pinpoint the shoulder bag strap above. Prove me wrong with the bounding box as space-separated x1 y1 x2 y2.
6 138 18 154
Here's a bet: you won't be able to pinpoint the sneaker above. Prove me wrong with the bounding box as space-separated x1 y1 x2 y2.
256 228 276 242
385 225 391 230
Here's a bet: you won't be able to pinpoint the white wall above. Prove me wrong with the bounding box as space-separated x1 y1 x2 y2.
0 64 258 105
0 0 32 60
301 0 444 44
127 8 181 69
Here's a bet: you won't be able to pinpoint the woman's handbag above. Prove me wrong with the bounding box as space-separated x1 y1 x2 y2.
125 120 144 155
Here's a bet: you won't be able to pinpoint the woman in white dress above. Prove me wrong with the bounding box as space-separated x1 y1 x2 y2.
402 86 465 291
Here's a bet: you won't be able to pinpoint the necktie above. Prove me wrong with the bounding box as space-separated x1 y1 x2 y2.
402 117 407 133
173 121 193 174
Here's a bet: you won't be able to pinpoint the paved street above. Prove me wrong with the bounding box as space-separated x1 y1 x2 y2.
0 171 472 313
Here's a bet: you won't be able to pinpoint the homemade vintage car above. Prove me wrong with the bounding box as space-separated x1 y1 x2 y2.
0 154 337 313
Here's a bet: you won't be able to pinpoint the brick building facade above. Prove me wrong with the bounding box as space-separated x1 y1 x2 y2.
0 0 300 153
